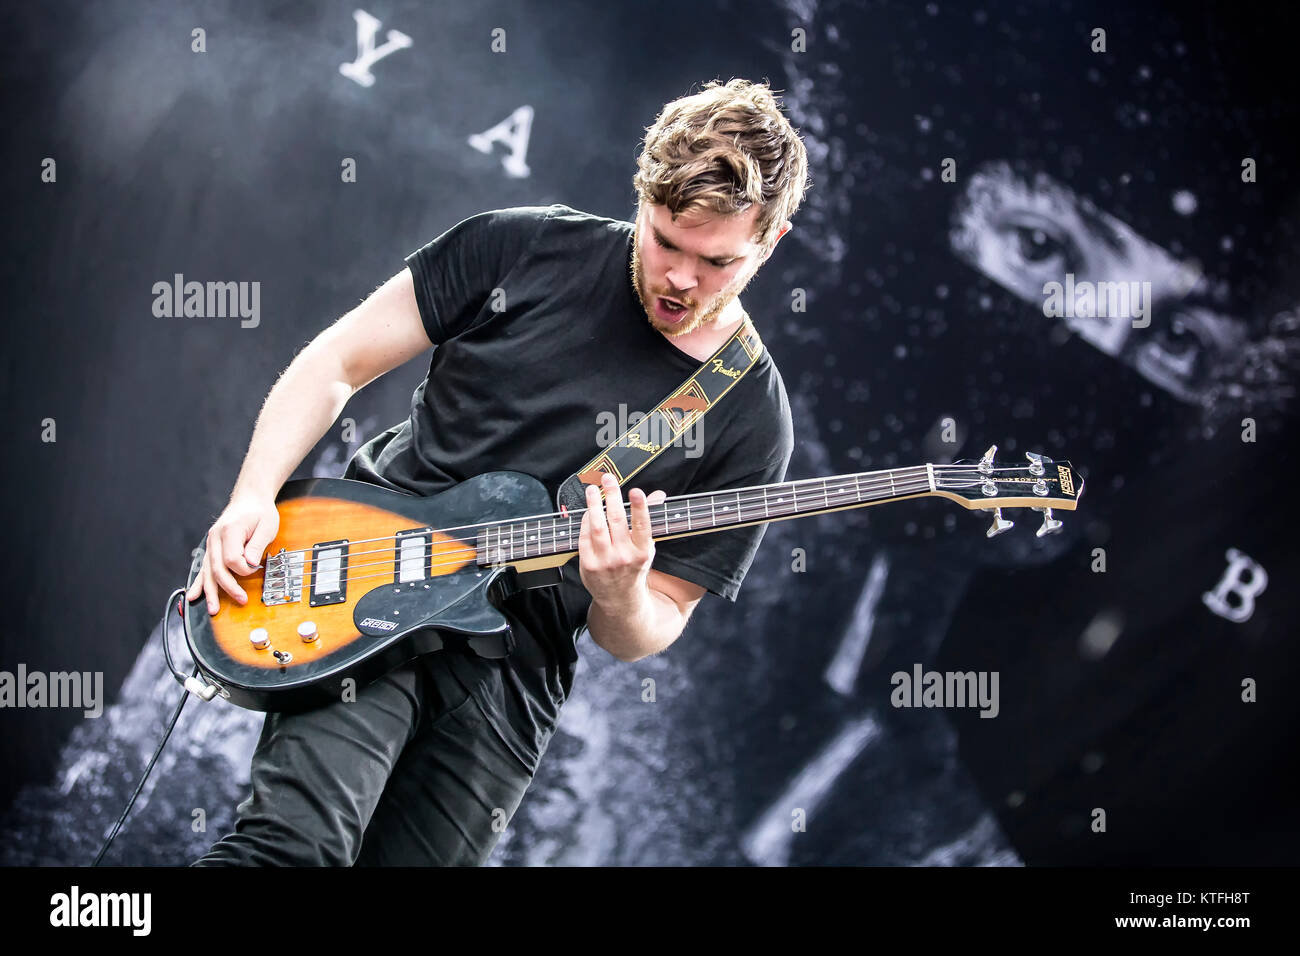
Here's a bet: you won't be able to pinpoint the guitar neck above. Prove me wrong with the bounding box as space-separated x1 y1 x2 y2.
478 466 935 565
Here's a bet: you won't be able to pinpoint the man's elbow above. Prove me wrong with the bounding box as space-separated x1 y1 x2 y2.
590 617 688 663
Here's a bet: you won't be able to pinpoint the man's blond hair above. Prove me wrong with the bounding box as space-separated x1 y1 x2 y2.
633 78 811 252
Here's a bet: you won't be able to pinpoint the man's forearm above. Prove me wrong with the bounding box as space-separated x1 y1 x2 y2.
229 341 357 500
586 580 686 663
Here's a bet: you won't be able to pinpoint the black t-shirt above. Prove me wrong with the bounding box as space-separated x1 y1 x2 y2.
343 203 794 772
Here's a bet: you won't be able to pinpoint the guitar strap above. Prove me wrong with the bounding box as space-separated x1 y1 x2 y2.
555 313 765 513
504 313 765 604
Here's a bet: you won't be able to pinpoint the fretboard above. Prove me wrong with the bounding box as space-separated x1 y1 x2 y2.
476 466 934 566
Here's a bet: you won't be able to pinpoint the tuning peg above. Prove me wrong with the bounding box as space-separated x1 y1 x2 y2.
1025 451 1046 476
979 445 997 474
1033 506 1063 537
986 507 1014 538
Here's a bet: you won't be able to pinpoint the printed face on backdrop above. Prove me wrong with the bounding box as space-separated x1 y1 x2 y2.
950 161 1299 417
630 200 787 337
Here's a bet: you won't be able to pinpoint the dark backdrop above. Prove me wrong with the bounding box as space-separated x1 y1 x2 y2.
1 0 1296 865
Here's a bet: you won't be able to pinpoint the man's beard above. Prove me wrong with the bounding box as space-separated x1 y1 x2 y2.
629 229 751 337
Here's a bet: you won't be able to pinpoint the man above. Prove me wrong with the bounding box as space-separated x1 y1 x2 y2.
188 78 810 865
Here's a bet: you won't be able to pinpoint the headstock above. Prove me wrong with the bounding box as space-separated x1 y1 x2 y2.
931 445 1085 539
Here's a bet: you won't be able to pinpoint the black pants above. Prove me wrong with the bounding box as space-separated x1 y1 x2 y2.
191 652 537 866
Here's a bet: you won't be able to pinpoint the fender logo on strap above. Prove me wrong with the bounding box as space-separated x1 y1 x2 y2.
625 431 661 453
710 358 743 379
556 316 765 512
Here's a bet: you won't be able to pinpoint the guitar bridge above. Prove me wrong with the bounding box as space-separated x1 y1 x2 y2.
262 548 305 606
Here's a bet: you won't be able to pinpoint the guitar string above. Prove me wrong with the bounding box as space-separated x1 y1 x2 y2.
216 471 1054 600
285 475 938 575
238 464 1044 565
232 475 940 596
248 468 940 573
203 467 1071 604
223 467 1065 596
199 466 1069 602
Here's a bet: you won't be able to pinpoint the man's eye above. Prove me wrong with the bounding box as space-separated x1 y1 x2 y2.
656 233 730 267
1012 226 1067 264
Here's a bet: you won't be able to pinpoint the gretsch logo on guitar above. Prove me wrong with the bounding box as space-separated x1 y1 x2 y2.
182 444 1083 713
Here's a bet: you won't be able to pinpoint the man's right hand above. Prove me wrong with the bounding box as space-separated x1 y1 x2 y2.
186 496 282 615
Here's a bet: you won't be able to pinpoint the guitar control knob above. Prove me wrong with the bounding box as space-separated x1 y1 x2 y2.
249 628 270 649
297 621 319 643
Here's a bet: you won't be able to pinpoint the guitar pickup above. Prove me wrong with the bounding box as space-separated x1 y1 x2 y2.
308 539 349 607
394 528 433 584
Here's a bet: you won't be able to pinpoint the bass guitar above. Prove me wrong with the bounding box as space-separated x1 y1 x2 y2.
182 444 1083 712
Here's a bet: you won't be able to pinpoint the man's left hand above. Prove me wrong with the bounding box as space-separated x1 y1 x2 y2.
578 473 667 608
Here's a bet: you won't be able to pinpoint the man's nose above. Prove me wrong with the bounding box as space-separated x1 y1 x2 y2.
665 266 696 294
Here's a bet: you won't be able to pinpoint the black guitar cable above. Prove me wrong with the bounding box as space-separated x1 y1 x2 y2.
90 587 218 866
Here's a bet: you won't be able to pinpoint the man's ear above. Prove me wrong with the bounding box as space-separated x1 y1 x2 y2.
762 220 793 261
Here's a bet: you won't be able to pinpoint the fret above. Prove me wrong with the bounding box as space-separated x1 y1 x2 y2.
822 479 829 510
762 486 769 519
685 496 692 531
791 482 798 513
889 471 896 497
710 494 716 529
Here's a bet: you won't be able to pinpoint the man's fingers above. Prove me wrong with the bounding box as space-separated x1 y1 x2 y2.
628 489 655 548
200 546 219 614
208 532 246 606
244 521 275 569
584 483 609 557
221 524 256 576
602 474 630 545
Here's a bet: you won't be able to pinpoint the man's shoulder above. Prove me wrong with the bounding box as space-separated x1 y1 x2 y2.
478 203 630 229
723 344 793 466
463 203 631 252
